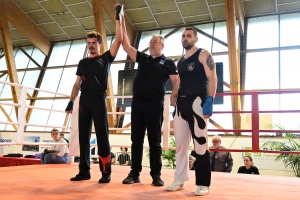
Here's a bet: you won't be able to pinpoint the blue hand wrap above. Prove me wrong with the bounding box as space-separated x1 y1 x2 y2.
203 96 213 116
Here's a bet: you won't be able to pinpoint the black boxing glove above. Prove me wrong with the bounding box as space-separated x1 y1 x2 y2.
115 5 122 20
65 101 74 112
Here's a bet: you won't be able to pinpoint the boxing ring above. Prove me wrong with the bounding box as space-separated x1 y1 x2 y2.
0 80 300 199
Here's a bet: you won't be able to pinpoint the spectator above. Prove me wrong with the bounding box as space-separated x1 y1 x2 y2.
60 133 69 143
118 147 130 166
40 128 69 164
111 147 115 164
209 136 233 172
238 156 260 175
189 154 196 170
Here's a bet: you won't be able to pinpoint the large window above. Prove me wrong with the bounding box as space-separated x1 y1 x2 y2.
245 51 279 90
65 39 86 65
280 49 300 89
244 13 300 132
14 46 33 69
247 15 279 49
212 22 228 52
195 23 214 52
280 13 300 47
47 41 72 67
161 28 184 57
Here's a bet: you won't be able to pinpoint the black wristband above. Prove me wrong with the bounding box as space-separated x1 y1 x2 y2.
115 5 121 20
65 101 74 112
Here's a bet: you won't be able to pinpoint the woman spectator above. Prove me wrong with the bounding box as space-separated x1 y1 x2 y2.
40 128 70 164
237 156 259 175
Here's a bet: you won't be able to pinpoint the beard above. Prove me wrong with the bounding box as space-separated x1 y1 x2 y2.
182 41 194 50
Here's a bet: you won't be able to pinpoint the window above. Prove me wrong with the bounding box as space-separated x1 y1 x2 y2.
65 39 86 65
161 28 184 57
245 51 279 90
15 46 33 69
212 22 228 52
280 13 300 47
195 23 214 52
280 49 300 89
247 16 279 49
37 69 63 97
47 41 72 67
28 47 45 68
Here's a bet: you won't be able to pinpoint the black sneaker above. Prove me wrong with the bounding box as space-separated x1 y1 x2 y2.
122 174 140 184
70 174 91 181
99 174 111 183
152 175 164 186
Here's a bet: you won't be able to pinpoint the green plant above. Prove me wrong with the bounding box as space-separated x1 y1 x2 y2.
161 137 177 169
145 137 177 169
261 124 300 177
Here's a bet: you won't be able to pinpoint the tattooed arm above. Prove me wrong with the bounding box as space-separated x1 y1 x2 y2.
199 50 218 97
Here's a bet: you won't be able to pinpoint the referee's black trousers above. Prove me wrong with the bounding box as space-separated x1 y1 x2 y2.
130 98 163 177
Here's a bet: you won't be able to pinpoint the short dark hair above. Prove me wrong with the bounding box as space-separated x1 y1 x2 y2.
60 133 64 136
185 27 197 37
120 147 128 152
86 31 102 44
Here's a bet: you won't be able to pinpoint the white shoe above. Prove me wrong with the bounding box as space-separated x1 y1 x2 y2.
195 185 209 196
166 180 185 191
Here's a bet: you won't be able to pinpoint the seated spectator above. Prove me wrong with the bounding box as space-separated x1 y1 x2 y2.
118 147 130 166
189 154 196 170
237 156 260 175
60 133 69 143
209 135 233 172
40 128 70 164
110 147 115 164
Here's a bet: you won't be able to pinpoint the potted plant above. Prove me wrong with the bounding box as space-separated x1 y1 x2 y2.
161 137 177 169
145 136 177 169
261 124 300 177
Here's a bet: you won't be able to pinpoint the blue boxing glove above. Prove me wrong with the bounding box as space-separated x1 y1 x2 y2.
203 96 213 116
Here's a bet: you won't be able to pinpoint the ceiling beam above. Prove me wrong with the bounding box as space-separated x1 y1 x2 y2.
235 0 245 36
194 26 228 47
0 104 17 131
225 0 241 135
4 0 52 56
92 0 117 132
0 1 20 117
0 72 7 78
18 47 42 68
209 118 230 135
25 47 52 126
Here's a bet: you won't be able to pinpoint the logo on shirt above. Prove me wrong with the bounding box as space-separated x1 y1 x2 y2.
97 58 104 68
187 62 195 71
159 59 165 65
